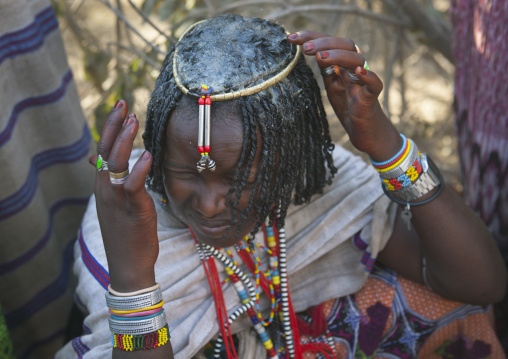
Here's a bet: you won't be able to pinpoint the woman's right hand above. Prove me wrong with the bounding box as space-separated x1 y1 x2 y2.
89 99 159 293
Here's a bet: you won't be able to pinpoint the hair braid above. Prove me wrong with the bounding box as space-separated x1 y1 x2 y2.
144 14 337 235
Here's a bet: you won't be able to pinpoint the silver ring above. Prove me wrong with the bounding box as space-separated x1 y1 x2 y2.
109 175 129 185
96 155 108 172
348 72 360 81
320 66 336 76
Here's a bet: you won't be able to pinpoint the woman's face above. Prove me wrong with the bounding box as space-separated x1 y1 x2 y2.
162 97 261 248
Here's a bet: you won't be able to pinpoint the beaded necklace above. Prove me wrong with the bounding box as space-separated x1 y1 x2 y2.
191 219 304 359
191 218 337 359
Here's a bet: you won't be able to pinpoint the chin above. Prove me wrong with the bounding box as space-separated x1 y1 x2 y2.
192 225 250 249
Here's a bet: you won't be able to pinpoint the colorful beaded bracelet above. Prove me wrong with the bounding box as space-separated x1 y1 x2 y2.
111 309 165 321
112 324 170 351
376 139 412 173
382 155 423 191
370 134 407 168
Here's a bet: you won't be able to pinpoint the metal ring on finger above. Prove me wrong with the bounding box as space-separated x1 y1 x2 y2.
109 169 129 185
320 65 337 77
96 155 109 172
348 72 360 82
354 44 370 70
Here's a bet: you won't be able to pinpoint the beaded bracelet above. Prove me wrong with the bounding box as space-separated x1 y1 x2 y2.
381 155 423 191
112 324 170 351
111 309 165 321
378 141 419 179
370 134 406 167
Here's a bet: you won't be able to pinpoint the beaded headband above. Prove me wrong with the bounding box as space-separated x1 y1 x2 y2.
172 19 302 172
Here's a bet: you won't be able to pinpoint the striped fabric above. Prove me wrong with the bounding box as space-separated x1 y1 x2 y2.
0 1 94 358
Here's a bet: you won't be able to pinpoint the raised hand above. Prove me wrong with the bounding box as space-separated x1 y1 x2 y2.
288 31 402 162
89 100 159 293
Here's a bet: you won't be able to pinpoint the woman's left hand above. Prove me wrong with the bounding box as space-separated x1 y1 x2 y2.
288 31 402 162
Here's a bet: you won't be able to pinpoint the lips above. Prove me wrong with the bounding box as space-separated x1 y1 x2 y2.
193 217 232 238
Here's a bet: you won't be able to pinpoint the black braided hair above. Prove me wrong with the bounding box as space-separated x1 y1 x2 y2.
143 14 337 234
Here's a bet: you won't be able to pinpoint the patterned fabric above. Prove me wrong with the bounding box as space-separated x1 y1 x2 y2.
449 0 508 351
0 1 94 358
204 266 505 358
56 146 399 359
319 266 504 358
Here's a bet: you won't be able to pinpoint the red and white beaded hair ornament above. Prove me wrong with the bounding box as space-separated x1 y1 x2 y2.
172 20 302 172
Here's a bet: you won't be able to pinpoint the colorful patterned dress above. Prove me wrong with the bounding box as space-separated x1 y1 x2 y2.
205 265 505 359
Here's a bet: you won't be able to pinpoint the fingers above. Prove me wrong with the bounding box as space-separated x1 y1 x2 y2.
288 32 360 70
123 151 152 204
107 113 139 174
287 30 330 45
96 100 128 160
353 66 384 99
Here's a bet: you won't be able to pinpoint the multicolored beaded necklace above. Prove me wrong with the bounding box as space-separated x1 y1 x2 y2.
191 220 302 359
191 216 337 359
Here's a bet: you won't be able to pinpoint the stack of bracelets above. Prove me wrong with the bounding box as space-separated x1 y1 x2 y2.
371 134 444 229
106 283 170 351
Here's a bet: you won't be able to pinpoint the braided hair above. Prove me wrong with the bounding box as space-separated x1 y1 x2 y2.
143 14 337 233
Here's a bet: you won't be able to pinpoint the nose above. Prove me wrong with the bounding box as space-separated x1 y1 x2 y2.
192 181 228 218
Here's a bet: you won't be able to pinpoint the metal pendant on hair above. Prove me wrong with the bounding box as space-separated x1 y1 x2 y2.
197 154 216 172
196 85 216 172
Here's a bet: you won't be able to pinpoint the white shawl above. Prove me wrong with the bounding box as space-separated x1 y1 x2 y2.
56 145 397 358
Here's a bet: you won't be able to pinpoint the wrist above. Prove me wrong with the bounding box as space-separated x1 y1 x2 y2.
368 130 404 163
109 269 156 293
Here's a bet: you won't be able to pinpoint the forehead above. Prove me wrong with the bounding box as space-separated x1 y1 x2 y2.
165 96 245 162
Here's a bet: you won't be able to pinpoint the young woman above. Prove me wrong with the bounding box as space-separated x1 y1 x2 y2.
57 14 506 359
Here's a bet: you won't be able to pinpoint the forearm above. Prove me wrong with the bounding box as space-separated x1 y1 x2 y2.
411 184 507 304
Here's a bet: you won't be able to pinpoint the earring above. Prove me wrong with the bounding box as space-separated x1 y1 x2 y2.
161 197 168 207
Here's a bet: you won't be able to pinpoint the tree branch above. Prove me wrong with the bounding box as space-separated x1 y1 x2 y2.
126 0 176 44
265 4 411 28
98 0 165 55
391 0 452 63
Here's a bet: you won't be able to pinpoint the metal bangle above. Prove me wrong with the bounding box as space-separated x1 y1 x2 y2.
108 283 160 297
382 155 444 204
108 311 167 335
105 287 162 311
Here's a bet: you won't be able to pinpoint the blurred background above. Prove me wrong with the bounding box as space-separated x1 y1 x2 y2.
52 0 460 191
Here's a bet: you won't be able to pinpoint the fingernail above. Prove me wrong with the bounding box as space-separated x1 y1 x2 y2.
361 67 367 75
288 33 298 40
114 100 123 110
319 51 329 59
142 151 151 160
303 42 315 51
124 113 136 126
